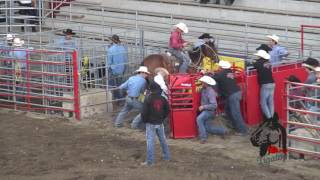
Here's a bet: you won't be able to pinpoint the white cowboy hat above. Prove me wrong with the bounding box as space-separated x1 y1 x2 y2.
13 38 24 47
199 75 216 86
19 0 32 4
6 34 14 40
218 60 231 69
174 22 188 33
254 50 270 60
267 34 280 43
135 66 150 74
314 67 320 72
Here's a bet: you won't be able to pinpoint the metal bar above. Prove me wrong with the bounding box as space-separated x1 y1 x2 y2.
287 121 320 131
72 50 80 120
288 147 320 158
287 134 320 145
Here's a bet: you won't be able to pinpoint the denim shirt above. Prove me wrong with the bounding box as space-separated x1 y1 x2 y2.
305 72 317 84
119 74 147 97
269 45 288 65
57 37 77 50
106 44 128 75
201 86 217 112
10 48 27 69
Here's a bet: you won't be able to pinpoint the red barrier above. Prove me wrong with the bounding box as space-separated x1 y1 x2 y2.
244 63 308 126
169 74 201 139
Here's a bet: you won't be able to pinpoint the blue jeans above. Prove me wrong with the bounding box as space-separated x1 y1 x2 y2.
260 83 275 119
169 48 191 73
114 96 143 128
196 111 228 140
225 91 248 134
108 75 124 100
146 123 170 165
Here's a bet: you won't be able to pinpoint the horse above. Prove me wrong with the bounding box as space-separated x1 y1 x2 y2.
142 41 219 76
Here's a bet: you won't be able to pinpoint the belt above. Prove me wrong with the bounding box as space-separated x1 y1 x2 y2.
128 96 138 99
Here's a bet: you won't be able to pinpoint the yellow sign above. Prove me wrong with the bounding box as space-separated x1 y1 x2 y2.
201 55 245 72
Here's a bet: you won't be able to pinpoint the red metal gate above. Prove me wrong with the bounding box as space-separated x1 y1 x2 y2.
168 74 201 139
0 48 80 120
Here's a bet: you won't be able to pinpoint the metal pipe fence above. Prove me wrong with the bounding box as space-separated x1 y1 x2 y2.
286 81 320 158
0 47 80 119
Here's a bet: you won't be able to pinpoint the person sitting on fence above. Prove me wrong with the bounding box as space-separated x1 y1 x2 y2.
107 34 128 100
141 81 170 166
56 29 77 86
253 50 275 121
267 34 289 66
114 66 150 129
0 34 14 57
302 57 319 84
154 67 169 99
196 75 229 144
169 22 192 73
212 60 248 136
17 0 38 32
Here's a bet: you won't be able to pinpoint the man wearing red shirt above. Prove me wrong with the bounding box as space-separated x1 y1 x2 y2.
169 22 191 73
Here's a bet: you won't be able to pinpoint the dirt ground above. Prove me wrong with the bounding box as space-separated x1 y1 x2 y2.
0 109 319 180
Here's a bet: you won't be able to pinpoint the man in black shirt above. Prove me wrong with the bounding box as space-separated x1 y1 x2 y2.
141 81 170 166
213 61 248 135
253 50 275 120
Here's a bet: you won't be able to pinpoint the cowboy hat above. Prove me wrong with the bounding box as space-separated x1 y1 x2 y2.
63 29 76 35
135 66 150 74
254 50 270 60
302 57 319 67
174 22 188 33
6 34 14 41
267 34 279 43
199 75 216 86
110 34 121 43
314 66 320 72
218 60 231 69
198 33 213 39
13 38 24 47
19 0 31 4
256 44 272 53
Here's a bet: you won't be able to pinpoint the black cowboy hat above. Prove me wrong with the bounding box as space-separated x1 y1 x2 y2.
110 34 121 43
286 75 301 83
256 44 272 53
63 29 75 35
303 57 319 67
198 33 213 39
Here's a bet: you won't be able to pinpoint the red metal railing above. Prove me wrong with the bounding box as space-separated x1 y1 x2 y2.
0 48 80 120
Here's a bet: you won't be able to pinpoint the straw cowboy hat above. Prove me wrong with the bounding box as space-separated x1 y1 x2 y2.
199 75 216 86
174 22 188 33
267 34 280 43
6 34 14 41
218 60 231 69
13 38 24 47
135 66 150 74
254 50 271 60
63 29 76 35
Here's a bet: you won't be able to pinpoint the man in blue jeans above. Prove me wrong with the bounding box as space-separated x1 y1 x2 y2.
197 75 228 144
141 81 170 166
114 66 149 128
213 61 248 135
253 50 275 120
106 34 128 100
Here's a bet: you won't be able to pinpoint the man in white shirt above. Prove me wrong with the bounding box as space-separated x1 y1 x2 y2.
153 67 169 99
